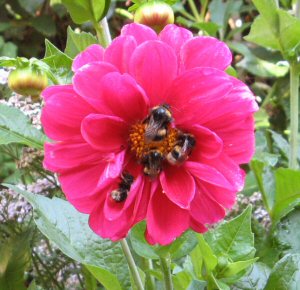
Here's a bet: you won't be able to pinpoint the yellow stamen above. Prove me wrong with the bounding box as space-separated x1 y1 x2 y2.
129 123 179 160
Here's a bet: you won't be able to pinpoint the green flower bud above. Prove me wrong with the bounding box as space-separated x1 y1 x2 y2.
8 67 48 101
134 1 174 33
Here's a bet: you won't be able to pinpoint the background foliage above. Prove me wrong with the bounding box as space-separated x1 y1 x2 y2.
1 0 300 289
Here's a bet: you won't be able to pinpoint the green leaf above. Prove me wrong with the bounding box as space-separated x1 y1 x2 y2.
85 264 122 290
205 206 255 262
233 262 271 290
250 160 276 213
0 42 18 58
187 280 207 290
61 0 111 24
209 0 243 39
277 9 300 55
272 168 300 223
31 15 57 37
195 235 217 273
18 0 45 15
0 103 47 148
274 208 300 255
229 42 288 78
130 221 198 260
210 274 230 290
245 16 280 51
264 254 300 290
5 185 131 290
252 0 278 28
0 233 31 290
82 265 97 290
269 130 290 159
43 39 73 84
65 26 97 58
246 2 300 57
220 258 258 278
173 270 193 290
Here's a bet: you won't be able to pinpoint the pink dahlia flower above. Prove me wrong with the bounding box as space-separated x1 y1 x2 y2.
42 23 258 245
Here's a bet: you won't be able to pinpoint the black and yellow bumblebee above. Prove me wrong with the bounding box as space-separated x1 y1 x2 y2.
110 172 134 202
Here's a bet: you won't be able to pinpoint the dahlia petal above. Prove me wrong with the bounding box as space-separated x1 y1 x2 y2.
190 218 208 233
201 181 236 209
73 62 117 110
190 186 226 224
89 199 134 241
98 150 126 185
42 84 73 101
201 153 245 192
185 161 235 190
81 114 128 153
160 166 195 209
159 24 193 59
72 44 104 72
103 173 144 221
66 191 104 214
41 85 95 141
104 36 137 73
59 163 108 201
100 72 149 122
206 114 255 164
44 141 104 173
189 125 223 159
166 68 233 124
192 78 258 125
121 23 157 45
101 156 149 221
146 188 189 245
129 40 177 106
181 36 232 71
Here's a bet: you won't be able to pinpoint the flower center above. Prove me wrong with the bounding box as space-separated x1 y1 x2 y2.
128 104 196 179
129 123 179 160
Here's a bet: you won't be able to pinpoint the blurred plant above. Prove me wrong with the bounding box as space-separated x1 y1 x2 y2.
0 0 300 289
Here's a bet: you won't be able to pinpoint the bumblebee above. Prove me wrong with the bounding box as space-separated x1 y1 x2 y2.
142 150 164 179
110 172 134 202
166 133 196 165
144 104 172 143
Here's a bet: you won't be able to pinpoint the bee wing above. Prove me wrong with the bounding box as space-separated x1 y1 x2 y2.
144 117 161 142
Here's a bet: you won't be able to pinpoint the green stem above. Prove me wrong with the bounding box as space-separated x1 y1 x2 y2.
93 17 111 47
200 0 208 22
120 239 144 290
160 255 173 290
296 0 300 18
187 0 201 22
143 258 155 290
289 63 299 169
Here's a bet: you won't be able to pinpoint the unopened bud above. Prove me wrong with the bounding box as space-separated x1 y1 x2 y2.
134 1 174 33
8 67 48 101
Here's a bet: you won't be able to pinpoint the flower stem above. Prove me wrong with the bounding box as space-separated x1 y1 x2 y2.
296 0 300 18
187 0 201 22
289 63 300 169
160 254 173 290
120 239 144 290
93 17 112 47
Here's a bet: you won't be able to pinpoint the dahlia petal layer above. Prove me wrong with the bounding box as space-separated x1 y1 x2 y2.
146 187 190 245
121 23 157 44
129 40 178 106
181 36 232 71
41 85 95 141
72 44 104 72
104 36 137 74
81 114 128 153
